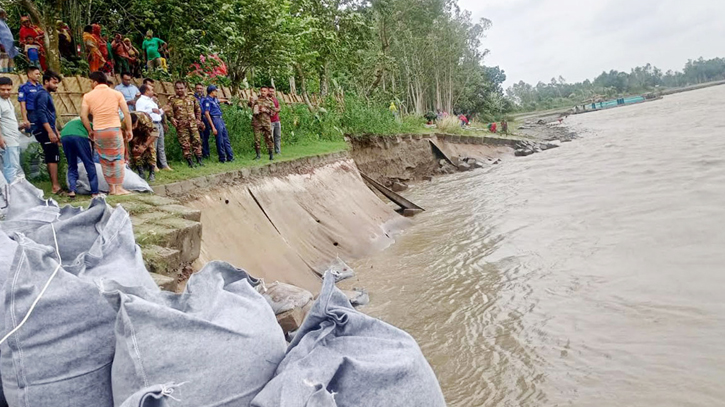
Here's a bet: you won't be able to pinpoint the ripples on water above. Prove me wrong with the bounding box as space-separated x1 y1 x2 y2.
349 86 725 406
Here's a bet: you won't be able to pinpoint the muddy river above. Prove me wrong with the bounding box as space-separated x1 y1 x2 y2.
349 85 725 406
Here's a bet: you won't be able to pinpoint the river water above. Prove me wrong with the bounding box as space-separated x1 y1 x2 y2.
350 86 725 406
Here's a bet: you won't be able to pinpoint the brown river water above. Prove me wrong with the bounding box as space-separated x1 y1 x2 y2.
349 85 725 406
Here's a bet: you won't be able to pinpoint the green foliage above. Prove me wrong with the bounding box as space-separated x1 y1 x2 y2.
507 57 725 112
7 0 509 122
162 94 425 162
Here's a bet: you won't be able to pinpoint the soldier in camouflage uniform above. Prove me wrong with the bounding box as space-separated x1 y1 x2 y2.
165 81 204 167
249 86 279 160
129 112 159 182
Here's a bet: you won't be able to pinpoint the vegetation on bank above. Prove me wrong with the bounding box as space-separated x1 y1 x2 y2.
22 94 424 192
4 0 509 119
507 57 725 112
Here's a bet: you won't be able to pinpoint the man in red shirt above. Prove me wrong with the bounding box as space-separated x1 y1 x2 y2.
270 86 281 154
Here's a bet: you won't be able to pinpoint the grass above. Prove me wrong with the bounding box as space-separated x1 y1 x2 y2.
154 139 348 183
32 139 348 206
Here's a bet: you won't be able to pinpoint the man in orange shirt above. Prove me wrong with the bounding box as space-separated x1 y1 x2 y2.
80 71 133 195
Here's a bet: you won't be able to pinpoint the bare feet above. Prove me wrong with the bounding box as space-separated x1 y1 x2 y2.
163 165 173 171
109 185 132 196
114 187 132 196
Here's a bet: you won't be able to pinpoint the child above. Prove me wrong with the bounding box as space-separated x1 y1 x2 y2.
24 36 40 67
159 56 168 72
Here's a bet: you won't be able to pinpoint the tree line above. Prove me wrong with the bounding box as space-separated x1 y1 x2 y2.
4 0 507 118
506 57 725 112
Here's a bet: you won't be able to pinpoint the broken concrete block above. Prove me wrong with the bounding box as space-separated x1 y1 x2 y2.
276 307 306 334
143 245 182 277
150 272 177 292
391 181 408 192
157 204 202 222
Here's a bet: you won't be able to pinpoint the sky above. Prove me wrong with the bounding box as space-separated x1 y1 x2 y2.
457 0 725 87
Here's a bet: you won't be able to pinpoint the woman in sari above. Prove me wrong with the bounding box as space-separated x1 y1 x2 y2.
19 16 46 69
124 38 141 77
83 25 104 72
92 24 113 74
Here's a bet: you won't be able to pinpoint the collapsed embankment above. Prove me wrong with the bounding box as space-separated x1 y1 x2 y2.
348 133 518 188
155 133 539 294
175 154 410 293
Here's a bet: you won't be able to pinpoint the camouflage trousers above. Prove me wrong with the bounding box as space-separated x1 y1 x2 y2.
252 120 273 151
176 123 203 159
131 143 157 169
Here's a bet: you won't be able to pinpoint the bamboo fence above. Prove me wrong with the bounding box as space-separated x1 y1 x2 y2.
4 74 319 127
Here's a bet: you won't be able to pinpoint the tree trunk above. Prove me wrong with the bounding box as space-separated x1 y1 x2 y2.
19 0 62 72
295 63 315 113
320 61 330 97
367 16 389 95
289 76 297 95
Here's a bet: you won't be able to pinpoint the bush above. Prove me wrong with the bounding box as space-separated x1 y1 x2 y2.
436 116 464 134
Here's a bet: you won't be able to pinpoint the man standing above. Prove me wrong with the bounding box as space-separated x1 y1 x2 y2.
203 85 234 163
249 86 278 160
18 66 42 129
166 81 204 167
194 83 210 159
33 70 63 194
60 116 98 198
81 71 133 196
115 72 139 111
129 112 158 182
269 86 282 155
0 10 18 73
0 76 26 183
136 83 171 171
142 30 166 72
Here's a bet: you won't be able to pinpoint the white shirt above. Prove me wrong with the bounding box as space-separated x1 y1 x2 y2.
0 97 22 147
135 95 163 123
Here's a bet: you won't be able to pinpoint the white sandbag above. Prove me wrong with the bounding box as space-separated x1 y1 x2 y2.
70 162 152 195
0 202 157 406
0 178 60 235
251 272 446 407
101 261 287 407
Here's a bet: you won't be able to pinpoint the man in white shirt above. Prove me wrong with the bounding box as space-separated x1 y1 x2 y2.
0 76 28 183
136 84 171 170
115 72 140 111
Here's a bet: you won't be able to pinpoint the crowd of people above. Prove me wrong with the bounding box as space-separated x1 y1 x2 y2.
0 66 284 197
0 10 169 76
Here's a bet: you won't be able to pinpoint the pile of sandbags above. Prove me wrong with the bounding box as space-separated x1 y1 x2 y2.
0 179 446 407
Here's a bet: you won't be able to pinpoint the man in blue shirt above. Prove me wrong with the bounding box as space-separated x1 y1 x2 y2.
203 85 234 163
33 70 63 194
18 66 43 128
115 72 140 111
194 83 210 158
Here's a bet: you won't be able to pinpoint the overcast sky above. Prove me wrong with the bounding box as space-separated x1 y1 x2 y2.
457 0 725 87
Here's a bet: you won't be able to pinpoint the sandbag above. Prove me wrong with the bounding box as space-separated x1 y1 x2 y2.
0 203 157 406
326 257 355 282
101 261 287 407
0 179 59 235
22 201 155 288
0 230 15 407
119 385 177 407
69 162 152 195
251 272 446 407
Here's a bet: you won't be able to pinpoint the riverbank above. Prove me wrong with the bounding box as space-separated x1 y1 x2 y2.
26 130 568 290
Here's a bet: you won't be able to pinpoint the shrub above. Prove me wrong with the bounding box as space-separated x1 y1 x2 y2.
436 116 464 134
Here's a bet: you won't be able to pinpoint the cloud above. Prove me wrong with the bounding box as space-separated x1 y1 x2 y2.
457 0 725 86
